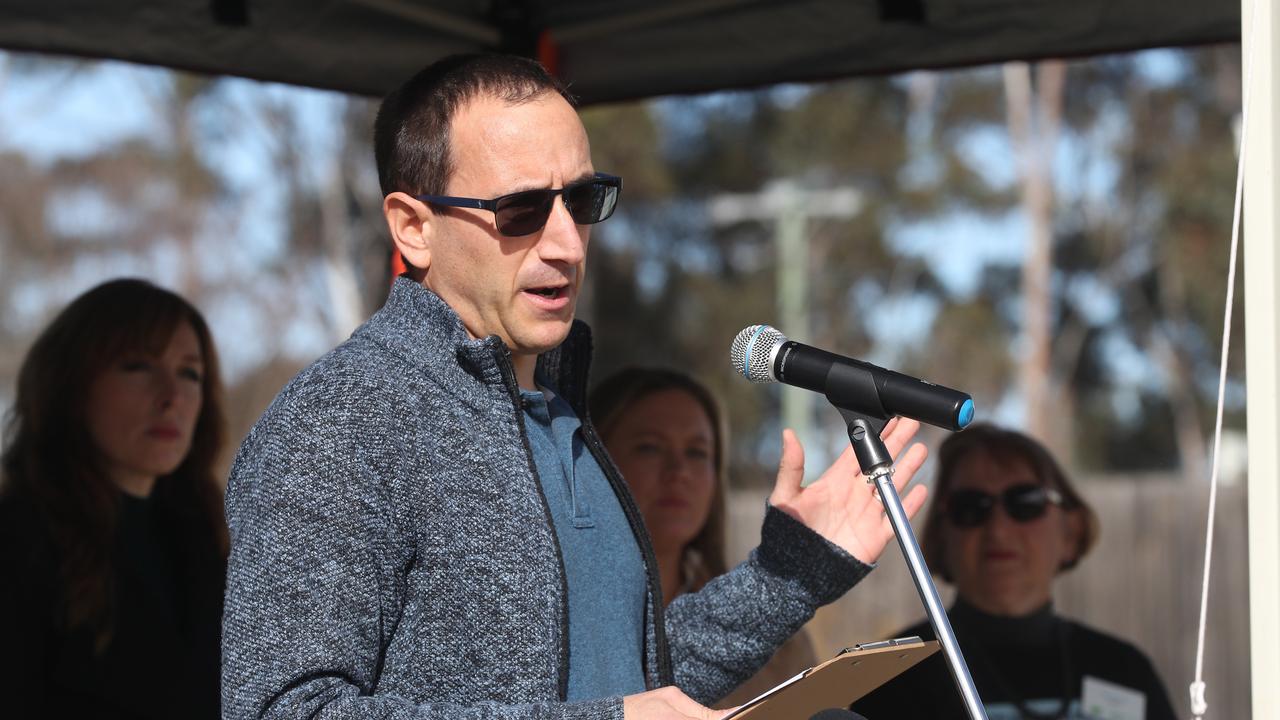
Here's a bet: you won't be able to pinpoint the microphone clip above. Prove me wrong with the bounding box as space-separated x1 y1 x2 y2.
837 406 894 480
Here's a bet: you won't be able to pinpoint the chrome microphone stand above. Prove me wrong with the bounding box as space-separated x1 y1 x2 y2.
839 407 989 720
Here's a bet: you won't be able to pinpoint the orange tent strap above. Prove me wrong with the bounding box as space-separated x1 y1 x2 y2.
537 30 559 76
390 252 408 283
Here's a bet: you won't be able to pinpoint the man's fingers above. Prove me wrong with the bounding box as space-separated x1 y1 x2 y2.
823 443 861 482
669 687 738 719
624 687 732 719
890 443 928 494
902 482 929 515
880 417 920 459
696 703 740 720
770 429 806 504
667 690 720 718
883 483 929 535
881 416 900 438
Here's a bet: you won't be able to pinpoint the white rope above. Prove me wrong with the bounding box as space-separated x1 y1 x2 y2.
1190 4 1256 716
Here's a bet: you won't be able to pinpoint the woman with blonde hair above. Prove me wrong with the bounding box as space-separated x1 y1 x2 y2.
591 366 817 707
0 278 228 719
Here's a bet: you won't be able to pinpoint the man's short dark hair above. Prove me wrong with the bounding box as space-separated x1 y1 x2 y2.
374 54 573 201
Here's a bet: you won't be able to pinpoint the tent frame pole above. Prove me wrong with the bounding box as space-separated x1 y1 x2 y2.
1244 0 1280 718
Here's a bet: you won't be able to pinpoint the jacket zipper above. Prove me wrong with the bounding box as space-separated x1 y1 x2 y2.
494 346 573 701
494 335 675 693
579 416 674 688
557 340 674 688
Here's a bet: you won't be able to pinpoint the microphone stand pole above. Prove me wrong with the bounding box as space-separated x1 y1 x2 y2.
839 408 990 720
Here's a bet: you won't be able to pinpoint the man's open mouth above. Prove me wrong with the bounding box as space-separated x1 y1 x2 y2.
526 285 567 299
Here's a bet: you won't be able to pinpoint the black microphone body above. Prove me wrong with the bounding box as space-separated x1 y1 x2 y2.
732 325 975 432
776 340 972 431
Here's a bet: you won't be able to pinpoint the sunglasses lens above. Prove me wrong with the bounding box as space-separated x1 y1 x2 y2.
1005 485 1052 521
492 179 620 236
495 191 555 236
565 179 619 225
946 490 994 528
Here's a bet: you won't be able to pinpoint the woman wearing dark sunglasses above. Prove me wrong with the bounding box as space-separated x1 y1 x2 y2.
853 424 1175 720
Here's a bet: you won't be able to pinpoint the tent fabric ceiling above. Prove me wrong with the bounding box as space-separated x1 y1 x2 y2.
0 1 1240 104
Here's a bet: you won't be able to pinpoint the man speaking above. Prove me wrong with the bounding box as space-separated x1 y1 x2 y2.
220 53 929 720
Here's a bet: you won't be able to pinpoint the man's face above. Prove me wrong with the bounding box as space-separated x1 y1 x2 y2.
424 91 594 357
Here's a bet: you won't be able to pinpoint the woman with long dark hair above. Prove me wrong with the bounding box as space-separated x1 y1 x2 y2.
1 278 228 719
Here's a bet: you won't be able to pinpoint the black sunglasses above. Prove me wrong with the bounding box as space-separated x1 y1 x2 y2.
945 484 1064 528
416 173 622 237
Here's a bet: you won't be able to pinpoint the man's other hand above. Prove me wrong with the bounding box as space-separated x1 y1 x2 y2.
769 417 929 565
623 686 738 719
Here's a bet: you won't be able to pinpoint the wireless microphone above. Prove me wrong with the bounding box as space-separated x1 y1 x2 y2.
730 324 974 431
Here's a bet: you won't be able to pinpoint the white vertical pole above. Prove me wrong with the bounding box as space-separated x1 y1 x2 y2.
1244 1 1280 718
776 185 815 468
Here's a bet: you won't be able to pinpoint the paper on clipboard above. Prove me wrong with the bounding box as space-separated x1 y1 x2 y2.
723 637 939 720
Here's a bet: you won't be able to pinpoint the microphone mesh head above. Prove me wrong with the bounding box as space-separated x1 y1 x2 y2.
730 325 786 383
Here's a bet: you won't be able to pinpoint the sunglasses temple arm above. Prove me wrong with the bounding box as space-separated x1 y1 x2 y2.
839 408 992 720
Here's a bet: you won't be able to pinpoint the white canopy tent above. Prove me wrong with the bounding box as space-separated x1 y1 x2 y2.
1244 2 1279 718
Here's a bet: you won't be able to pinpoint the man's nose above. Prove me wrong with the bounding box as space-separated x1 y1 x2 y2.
537 197 587 264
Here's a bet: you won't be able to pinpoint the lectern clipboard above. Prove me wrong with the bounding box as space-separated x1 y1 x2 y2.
724 637 939 719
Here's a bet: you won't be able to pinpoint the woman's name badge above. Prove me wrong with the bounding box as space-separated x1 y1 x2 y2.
1081 675 1145 720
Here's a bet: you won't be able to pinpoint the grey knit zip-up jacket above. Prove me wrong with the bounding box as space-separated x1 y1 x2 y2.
222 278 872 719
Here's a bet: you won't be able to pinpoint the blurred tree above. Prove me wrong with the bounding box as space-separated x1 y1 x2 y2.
582 79 976 483
0 68 224 386
0 55 389 464
578 46 1241 483
0 45 1241 482
1054 48 1242 474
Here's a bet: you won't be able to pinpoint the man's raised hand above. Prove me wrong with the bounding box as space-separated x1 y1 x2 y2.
768 418 929 565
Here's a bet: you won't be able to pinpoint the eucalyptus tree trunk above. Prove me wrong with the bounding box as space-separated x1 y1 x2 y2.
1005 60 1065 447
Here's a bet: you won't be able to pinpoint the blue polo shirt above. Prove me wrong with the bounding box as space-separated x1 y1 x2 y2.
520 381 648 701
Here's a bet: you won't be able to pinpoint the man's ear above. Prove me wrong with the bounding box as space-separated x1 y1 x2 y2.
383 192 434 275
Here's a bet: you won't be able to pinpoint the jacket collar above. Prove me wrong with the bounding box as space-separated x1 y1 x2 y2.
537 320 593 416
365 277 594 409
